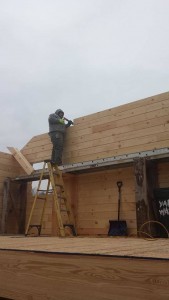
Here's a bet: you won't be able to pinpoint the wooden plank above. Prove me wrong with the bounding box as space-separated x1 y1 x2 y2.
63 130 169 158
78 219 136 229
77 194 135 204
0 162 22 173
20 129 169 165
74 92 169 125
63 139 169 164
7 147 34 175
65 110 169 145
0 151 13 159
19 115 166 162
20 92 169 165
76 167 136 235
66 103 169 138
21 137 169 165
78 211 136 220
92 108 169 134
0 236 169 259
64 118 169 151
78 202 136 212
21 102 169 156
77 141 169 164
0 238 169 300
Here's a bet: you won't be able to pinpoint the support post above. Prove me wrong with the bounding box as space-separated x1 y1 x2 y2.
1 179 27 234
134 158 150 235
1 178 10 234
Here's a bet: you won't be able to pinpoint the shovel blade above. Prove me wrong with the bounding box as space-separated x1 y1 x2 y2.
108 220 128 236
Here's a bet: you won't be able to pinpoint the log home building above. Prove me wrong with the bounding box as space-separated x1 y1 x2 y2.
0 91 169 300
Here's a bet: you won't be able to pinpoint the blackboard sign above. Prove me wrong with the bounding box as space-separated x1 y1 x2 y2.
153 188 169 237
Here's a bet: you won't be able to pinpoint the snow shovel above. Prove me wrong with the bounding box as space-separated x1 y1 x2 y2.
108 181 128 236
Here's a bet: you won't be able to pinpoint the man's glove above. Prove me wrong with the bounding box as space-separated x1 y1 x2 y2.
68 120 73 126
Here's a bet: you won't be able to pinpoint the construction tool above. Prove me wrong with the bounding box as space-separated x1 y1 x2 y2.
25 161 76 237
64 117 74 125
108 181 128 236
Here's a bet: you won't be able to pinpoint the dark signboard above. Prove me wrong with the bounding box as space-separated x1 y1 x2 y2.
153 188 169 237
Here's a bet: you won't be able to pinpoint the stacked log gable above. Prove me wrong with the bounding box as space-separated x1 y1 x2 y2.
0 91 169 236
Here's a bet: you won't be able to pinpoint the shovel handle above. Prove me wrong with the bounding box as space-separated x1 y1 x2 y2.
117 181 123 221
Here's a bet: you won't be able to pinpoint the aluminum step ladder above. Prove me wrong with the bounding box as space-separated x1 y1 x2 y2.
25 160 76 237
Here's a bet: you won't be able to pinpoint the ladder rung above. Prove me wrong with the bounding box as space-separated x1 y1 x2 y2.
37 197 46 200
55 184 63 188
58 195 66 200
36 189 53 194
48 189 63 193
53 171 60 175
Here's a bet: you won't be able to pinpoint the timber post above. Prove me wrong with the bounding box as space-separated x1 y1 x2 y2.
134 157 150 235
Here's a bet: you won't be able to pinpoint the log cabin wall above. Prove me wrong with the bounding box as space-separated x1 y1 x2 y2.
21 91 169 236
25 161 169 236
25 174 78 236
25 188 53 236
21 91 169 164
76 166 137 235
25 166 137 236
1 91 169 236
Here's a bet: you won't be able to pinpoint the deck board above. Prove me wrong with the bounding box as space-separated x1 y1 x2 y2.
0 236 169 259
0 236 169 300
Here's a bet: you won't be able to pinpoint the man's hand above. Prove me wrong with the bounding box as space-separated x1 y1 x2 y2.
65 120 73 128
68 120 73 125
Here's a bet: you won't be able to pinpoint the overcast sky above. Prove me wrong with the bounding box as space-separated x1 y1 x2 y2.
0 0 169 153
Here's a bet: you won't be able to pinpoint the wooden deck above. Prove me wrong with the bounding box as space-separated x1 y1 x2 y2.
0 236 169 300
0 236 169 259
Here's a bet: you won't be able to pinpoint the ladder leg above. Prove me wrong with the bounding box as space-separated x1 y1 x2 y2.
39 178 50 228
25 162 47 236
48 162 66 237
49 163 76 236
55 167 76 235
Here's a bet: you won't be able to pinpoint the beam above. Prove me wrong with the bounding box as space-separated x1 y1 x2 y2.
61 147 169 173
7 147 34 175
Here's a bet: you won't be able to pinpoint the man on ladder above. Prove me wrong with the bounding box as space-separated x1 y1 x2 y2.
48 109 73 166
25 109 75 237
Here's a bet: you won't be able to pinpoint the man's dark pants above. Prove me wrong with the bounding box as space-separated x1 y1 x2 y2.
49 132 64 165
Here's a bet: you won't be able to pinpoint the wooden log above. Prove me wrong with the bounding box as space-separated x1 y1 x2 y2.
7 147 34 175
